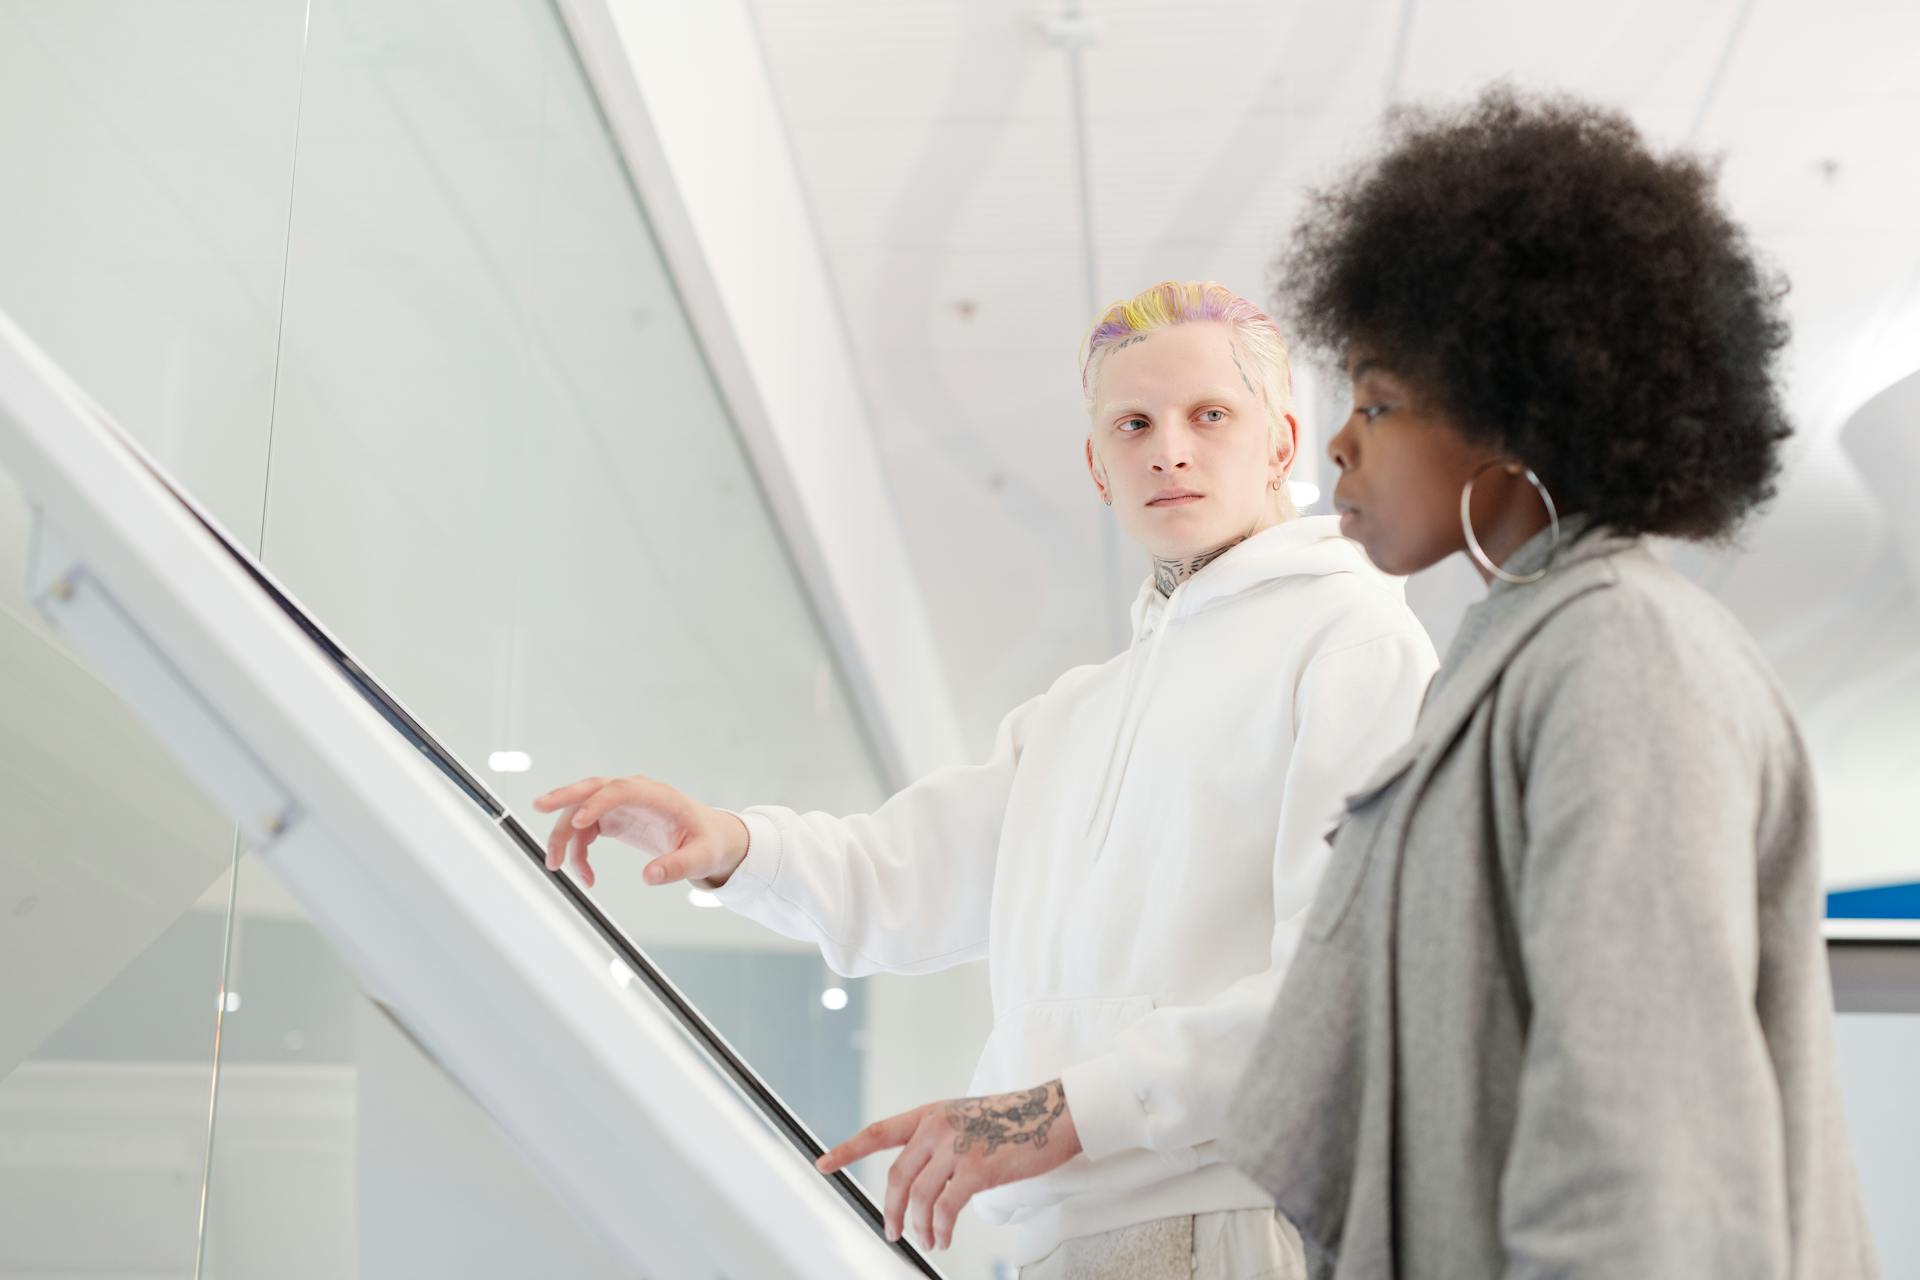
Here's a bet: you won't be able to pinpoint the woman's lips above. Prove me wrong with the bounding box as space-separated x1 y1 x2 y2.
1147 491 1203 507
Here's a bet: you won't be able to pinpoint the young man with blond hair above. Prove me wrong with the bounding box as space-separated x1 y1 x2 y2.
537 281 1436 1277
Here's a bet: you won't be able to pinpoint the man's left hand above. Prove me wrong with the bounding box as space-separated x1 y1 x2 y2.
816 1079 1081 1251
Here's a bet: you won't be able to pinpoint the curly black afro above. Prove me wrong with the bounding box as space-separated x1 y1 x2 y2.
1283 87 1792 539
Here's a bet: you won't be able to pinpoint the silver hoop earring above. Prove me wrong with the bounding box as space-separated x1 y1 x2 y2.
1461 463 1559 585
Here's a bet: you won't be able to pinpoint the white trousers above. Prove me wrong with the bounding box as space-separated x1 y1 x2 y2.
1018 1207 1306 1280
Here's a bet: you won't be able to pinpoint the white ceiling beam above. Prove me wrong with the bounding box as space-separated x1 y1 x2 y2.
552 0 967 785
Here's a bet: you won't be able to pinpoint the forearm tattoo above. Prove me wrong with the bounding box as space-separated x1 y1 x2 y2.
945 1080 1067 1157
1152 536 1246 596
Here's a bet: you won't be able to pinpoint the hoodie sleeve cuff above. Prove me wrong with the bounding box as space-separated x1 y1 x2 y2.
1060 1054 1152 1161
701 809 782 904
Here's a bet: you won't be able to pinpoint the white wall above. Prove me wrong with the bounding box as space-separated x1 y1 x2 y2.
1834 1013 1920 1271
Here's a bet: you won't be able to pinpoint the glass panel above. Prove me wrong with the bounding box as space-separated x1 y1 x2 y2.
191 849 878 1278
0 0 310 547
251 0 888 1154
194 855 360 1279
0 2 309 1273
2 0 983 1272
0 462 241 1275
181 0 904 1270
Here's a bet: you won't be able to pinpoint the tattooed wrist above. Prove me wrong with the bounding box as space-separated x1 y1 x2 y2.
945 1080 1068 1157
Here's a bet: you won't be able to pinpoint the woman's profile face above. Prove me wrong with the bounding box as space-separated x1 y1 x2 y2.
1086 320 1296 562
1326 349 1489 577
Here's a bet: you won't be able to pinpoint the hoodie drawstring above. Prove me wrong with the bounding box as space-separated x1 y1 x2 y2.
1083 584 1182 856
1076 517 1376 860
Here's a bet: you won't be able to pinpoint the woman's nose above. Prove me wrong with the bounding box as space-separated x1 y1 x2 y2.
1327 421 1354 473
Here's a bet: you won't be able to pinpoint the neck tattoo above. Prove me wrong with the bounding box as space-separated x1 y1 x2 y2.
1153 536 1247 597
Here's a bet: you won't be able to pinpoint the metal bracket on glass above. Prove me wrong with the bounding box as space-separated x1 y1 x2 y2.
26 516 301 852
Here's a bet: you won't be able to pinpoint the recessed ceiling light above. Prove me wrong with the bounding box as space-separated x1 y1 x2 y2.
820 986 849 1011
489 750 532 773
1289 480 1321 507
608 959 635 989
219 991 242 1013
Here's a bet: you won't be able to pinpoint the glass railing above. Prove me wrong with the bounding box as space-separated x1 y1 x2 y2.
145 424 940 1273
0 308 937 1278
0 0 945 1272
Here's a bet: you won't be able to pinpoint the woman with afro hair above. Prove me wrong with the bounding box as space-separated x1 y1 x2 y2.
1225 89 1877 1278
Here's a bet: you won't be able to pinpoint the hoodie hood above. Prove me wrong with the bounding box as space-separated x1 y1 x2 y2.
1126 514 1380 637
1086 516 1389 852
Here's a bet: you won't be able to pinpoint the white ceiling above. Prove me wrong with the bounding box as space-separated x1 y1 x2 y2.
748 0 1920 793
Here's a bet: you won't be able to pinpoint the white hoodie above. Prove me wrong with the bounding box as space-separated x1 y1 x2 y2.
713 516 1437 1263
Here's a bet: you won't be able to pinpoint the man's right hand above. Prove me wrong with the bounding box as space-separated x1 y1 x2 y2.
531 775 750 892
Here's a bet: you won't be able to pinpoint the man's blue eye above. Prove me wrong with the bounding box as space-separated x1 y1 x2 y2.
1358 404 1389 423
1119 418 1149 432
1199 409 1226 423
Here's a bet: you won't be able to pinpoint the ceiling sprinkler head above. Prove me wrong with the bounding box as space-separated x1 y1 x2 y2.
1037 7 1102 50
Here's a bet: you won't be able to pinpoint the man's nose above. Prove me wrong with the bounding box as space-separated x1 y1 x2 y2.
1150 425 1193 472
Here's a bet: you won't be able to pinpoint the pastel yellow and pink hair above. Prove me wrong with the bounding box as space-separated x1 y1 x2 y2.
1080 280 1296 447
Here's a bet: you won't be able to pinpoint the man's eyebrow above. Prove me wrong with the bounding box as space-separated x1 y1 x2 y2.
1350 357 1387 381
